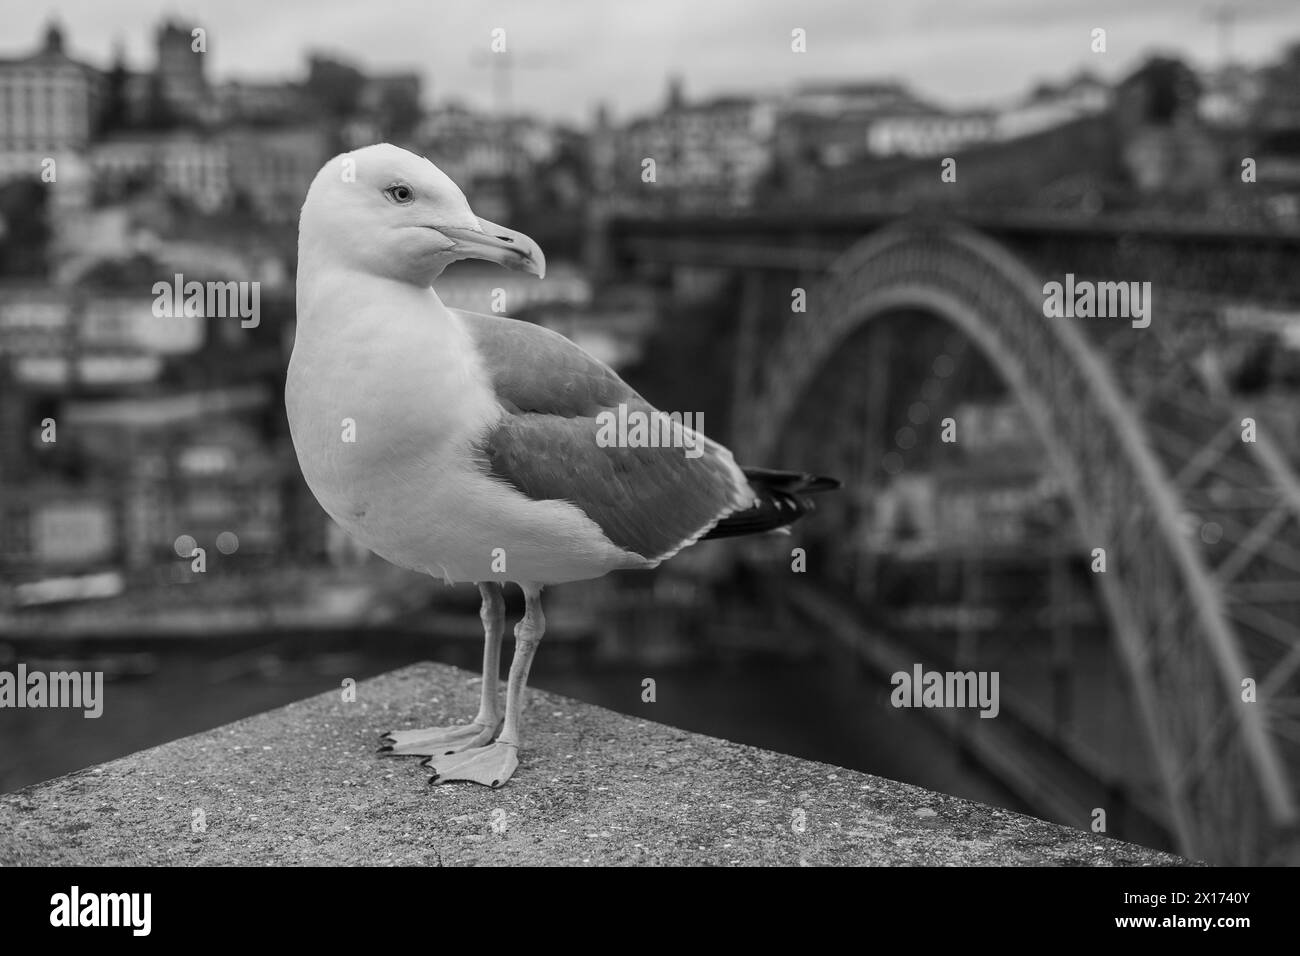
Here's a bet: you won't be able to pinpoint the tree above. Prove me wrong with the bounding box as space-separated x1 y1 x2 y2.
99 49 132 133
1121 56 1202 125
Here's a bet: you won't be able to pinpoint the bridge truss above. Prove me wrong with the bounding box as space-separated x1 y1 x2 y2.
732 223 1300 864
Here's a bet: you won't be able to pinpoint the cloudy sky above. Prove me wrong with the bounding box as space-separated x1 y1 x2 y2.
14 0 1300 123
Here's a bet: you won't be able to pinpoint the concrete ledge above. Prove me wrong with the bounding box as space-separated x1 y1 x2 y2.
0 663 1192 866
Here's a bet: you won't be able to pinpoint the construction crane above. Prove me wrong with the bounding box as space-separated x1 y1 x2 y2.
1203 0 1287 67
1205 2 1241 66
469 47 558 117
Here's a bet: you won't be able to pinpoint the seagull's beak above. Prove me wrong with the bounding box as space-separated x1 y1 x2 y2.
440 217 546 279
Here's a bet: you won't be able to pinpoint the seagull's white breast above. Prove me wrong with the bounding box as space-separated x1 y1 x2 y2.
286 272 642 585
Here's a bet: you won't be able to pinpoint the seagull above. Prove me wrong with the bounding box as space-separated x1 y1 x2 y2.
287 143 838 788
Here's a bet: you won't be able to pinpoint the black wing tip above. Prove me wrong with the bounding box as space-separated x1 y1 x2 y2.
800 474 842 494
741 466 842 495
702 467 841 542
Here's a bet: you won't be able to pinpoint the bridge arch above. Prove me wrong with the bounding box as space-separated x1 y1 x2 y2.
746 221 1295 863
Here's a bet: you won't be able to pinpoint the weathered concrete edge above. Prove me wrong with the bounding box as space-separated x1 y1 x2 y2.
0 663 1198 866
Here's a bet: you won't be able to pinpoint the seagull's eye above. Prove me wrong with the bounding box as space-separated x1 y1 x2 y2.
384 183 415 205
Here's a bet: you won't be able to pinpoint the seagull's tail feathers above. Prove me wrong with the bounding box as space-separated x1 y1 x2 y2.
702 467 841 541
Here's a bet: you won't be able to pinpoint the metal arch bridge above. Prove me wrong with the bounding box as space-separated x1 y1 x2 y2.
607 213 1300 865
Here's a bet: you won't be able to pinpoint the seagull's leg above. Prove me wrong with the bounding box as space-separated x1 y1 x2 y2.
495 584 544 753
425 583 544 788
379 582 505 756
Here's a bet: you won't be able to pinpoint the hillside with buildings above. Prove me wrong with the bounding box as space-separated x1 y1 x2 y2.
2 17 1299 631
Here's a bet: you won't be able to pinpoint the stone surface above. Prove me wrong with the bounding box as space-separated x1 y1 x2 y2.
0 663 1194 866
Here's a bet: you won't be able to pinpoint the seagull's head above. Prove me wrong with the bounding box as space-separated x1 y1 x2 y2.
300 143 546 285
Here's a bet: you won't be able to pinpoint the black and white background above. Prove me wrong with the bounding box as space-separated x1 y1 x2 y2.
0 0 1298 900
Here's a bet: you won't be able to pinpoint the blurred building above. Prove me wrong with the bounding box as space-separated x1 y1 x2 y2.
221 125 331 221
434 260 591 315
0 271 313 593
994 72 1111 140
1115 57 1220 196
417 105 520 181
868 399 1060 557
780 80 931 163
1252 41 1300 132
358 72 421 126
596 78 776 211
213 79 315 126
154 19 211 124
1199 64 1264 128
0 22 102 181
89 125 328 220
866 110 996 158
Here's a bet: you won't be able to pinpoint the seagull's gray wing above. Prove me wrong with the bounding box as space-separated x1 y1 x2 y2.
456 310 753 561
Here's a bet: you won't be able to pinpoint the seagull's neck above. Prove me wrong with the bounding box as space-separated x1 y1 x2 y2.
287 247 498 493
290 260 485 426
296 258 455 338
